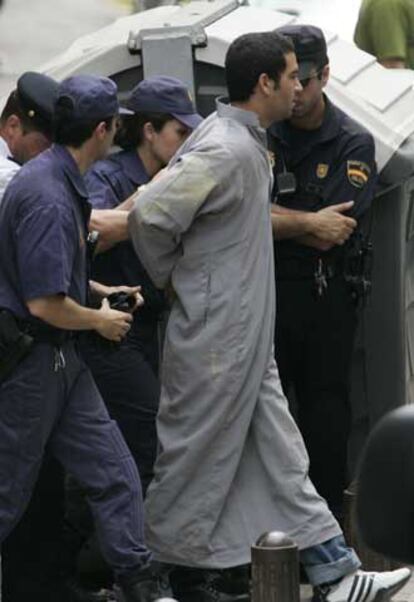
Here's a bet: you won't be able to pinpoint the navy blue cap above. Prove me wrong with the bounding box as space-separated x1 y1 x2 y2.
124 76 202 130
17 71 58 126
55 75 119 121
277 25 329 79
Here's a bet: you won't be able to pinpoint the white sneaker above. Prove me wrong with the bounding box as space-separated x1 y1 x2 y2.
313 568 411 601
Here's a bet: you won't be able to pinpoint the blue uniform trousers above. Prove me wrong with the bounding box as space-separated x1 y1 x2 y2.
2 454 66 601
0 340 150 578
80 330 159 495
275 274 357 518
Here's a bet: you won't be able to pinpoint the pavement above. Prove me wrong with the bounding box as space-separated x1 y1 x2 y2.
0 0 131 97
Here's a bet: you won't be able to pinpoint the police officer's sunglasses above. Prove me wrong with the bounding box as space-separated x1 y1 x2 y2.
299 69 323 88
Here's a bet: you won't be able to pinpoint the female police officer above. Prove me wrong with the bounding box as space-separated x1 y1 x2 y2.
81 76 201 494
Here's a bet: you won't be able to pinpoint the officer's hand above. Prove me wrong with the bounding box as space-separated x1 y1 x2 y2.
95 298 133 342
313 202 357 245
324 201 355 216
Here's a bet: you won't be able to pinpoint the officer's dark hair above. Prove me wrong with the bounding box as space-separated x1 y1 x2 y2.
0 90 53 138
115 112 173 150
53 96 114 148
225 31 294 102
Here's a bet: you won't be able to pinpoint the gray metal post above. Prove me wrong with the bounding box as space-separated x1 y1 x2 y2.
251 532 300 602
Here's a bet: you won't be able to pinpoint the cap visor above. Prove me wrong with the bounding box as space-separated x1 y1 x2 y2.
119 106 134 115
173 112 203 130
298 61 315 80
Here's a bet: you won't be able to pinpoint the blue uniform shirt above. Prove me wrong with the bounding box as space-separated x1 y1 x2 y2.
268 96 377 262
85 150 165 331
0 144 90 319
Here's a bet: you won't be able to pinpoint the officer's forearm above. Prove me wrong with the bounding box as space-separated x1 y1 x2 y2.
271 205 314 239
89 209 129 253
27 295 106 332
118 189 140 212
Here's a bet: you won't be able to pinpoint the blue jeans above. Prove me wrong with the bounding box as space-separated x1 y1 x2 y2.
300 535 361 586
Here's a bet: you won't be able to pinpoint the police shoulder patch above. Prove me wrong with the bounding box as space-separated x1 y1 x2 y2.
347 160 371 188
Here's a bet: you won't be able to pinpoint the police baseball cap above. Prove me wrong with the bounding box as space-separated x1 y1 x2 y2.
123 76 203 130
55 74 120 121
277 24 329 80
17 71 58 130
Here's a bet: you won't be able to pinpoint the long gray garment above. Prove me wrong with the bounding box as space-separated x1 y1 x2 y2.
128 99 341 568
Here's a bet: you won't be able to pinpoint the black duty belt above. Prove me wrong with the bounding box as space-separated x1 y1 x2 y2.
17 318 75 345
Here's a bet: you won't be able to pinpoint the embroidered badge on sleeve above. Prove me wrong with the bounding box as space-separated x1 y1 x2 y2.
347 160 371 188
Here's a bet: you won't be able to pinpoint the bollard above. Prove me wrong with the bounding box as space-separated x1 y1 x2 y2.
343 485 400 571
251 531 300 602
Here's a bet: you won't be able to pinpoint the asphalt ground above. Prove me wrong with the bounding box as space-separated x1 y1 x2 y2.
0 0 131 97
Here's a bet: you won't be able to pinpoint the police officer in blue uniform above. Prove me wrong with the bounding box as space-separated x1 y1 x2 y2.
81 76 201 494
269 25 377 519
0 73 177 602
0 70 82 602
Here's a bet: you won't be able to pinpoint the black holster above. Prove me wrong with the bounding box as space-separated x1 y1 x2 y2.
0 310 34 383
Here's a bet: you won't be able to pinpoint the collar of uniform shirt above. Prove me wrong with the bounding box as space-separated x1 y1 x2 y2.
52 144 89 201
116 150 150 187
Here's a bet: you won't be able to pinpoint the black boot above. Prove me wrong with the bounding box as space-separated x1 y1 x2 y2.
170 566 250 602
117 563 177 602
61 576 115 602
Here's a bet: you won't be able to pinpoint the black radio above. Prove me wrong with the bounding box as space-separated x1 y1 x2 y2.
0 310 34 383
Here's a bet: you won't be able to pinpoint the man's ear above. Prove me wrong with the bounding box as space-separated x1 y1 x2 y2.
321 64 330 88
142 121 155 143
94 120 109 141
257 73 277 97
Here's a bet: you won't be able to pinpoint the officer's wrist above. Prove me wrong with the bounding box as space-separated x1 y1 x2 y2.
90 307 106 332
303 212 317 234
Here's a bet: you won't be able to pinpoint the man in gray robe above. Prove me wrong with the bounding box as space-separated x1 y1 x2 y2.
128 31 410 602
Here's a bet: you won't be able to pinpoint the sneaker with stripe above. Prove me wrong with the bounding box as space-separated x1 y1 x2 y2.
312 568 411 602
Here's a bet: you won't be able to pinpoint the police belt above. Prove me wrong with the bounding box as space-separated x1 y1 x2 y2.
275 256 344 281
17 318 75 345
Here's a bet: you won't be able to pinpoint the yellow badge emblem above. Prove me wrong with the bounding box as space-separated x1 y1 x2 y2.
347 160 371 188
316 163 329 179
268 151 276 168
